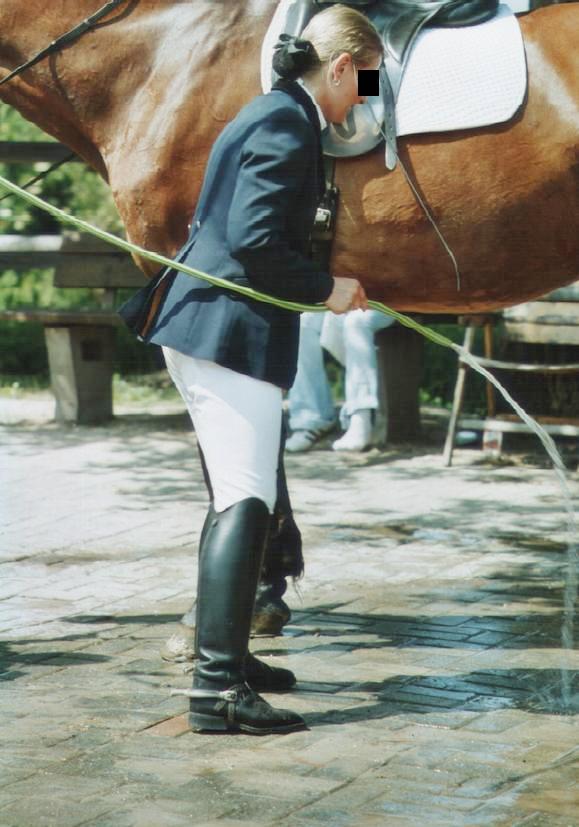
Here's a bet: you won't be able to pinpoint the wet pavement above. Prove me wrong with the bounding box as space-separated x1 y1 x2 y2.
1 397 578 826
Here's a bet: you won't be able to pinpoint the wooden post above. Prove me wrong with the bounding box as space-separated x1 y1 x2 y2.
484 320 496 417
44 325 115 424
374 324 423 444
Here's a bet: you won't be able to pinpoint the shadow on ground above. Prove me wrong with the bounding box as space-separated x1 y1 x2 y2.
299 667 578 724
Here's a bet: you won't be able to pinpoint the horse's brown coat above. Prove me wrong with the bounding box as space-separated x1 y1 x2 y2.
1 0 578 311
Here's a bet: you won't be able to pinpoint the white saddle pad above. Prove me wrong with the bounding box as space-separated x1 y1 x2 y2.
261 2 526 143
396 4 526 136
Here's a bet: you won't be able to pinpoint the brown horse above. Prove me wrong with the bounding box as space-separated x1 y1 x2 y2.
0 0 578 312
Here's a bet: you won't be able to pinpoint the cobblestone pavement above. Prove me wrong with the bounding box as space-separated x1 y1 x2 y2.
1 399 578 827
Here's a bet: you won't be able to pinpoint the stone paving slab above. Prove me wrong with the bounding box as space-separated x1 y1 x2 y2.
0 403 578 826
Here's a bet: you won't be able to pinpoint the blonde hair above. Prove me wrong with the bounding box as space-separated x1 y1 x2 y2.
301 5 383 75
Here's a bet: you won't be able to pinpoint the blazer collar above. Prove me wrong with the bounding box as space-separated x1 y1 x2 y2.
273 78 323 135
296 78 327 131
272 78 326 199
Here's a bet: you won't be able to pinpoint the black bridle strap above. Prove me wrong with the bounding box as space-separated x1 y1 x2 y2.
0 0 129 88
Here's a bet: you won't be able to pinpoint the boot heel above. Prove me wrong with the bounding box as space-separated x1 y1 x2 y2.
188 711 230 732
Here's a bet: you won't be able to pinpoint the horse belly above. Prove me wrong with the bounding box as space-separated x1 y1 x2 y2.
331 69 579 313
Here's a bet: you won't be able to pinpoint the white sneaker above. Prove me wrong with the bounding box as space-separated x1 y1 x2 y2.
332 410 373 452
286 423 335 453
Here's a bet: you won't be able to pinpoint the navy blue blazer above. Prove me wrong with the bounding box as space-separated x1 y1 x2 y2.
118 80 334 389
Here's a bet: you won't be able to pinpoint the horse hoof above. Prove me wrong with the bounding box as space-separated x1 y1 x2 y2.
162 599 292 660
250 602 291 637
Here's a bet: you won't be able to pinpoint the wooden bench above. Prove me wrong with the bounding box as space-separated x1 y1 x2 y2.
0 232 145 424
0 229 427 434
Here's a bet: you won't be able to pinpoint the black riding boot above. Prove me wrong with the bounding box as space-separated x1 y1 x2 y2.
180 511 295 637
181 434 300 638
169 505 295 691
188 498 306 734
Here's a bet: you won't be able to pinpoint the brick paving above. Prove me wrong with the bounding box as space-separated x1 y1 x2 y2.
0 399 578 826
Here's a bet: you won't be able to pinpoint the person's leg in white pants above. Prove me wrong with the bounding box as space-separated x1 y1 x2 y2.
333 310 395 451
287 312 336 452
161 348 305 734
163 348 282 513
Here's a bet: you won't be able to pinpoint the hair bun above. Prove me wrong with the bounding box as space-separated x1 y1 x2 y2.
273 34 317 80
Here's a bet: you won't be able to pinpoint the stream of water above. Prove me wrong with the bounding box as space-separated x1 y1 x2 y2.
454 341 578 711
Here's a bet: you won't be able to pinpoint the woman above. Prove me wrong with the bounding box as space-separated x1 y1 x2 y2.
120 5 383 735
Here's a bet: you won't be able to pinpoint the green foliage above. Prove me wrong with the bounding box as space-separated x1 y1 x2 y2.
0 103 122 234
421 324 487 414
0 102 124 312
0 321 47 378
0 104 158 376
0 323 162 385
0 268 105 312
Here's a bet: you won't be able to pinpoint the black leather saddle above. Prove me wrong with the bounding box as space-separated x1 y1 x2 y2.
272 0 499 169
283 0 500 167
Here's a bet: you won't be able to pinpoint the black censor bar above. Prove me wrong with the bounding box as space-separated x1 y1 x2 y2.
357 69 380 96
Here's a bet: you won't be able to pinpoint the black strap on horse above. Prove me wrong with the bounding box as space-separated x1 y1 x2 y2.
0 152 77 204
0 0 129 89
0 1 131 195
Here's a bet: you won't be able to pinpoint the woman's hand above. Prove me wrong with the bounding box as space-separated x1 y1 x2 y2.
325 277 368 315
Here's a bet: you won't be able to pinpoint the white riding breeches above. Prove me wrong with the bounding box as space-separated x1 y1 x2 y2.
162 348 282 514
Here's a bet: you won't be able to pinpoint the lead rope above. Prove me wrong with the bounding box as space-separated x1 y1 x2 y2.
370 108 462 292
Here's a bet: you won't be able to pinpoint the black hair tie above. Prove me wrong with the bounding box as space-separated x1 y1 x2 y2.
273 33 317 81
